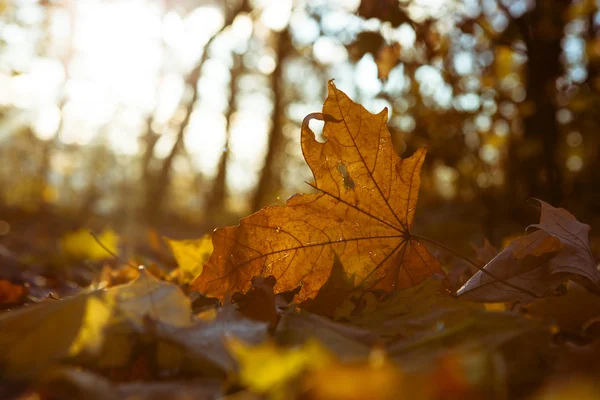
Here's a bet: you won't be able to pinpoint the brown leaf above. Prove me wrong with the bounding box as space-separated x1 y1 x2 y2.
472 238 498 265
155 306 269 373
299 253 356 318
0 279 28 307
523 281 600 335
36 367 222 400
529 200 600 289
458 200 600 302
275 309 377 361
346 278 483 342
233 276 278 326
457 230 563 302
191 82 442 302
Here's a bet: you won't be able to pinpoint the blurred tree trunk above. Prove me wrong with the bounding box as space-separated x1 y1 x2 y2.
508 1 567 207
251 29 291 211
142 2 247 225
143 65 201 225
205 55 243 215
140 114 161 184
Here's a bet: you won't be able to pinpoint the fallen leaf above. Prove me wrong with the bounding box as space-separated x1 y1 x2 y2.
36 367 222 400
155 306 269 374
60 228 119 261
529 200 600 289
0 279 28 306
275 308 376 361
89 270 195 372
387 310 538 370
192 82 442 303
473 238 498 264
303 350 404 400
106 269 193 329
298 253 357 318
0 291 112 378
164 234 213 285
232 275 278 326
457 230 563 302
523 281 600 335
346 278 483 342
227 337 333 396
458 200 600 302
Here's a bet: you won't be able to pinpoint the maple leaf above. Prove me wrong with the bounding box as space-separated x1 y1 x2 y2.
191 82 442 302
458 200 600 302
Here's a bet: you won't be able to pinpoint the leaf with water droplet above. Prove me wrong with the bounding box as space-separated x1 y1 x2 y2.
191 82 442 302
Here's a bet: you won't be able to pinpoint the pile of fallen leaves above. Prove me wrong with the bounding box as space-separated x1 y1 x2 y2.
2 83 600 400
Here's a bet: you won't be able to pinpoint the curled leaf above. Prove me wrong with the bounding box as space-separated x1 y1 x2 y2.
458 200 600 302
192 82 442 302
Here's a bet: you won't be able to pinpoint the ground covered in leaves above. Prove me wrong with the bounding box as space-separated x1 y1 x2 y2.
2 84 600 400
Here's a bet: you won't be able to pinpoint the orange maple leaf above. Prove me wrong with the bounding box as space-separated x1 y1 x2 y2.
191 82 442 301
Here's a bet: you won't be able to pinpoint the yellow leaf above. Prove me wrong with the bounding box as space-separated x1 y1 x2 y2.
305 350 404 400
165 234 213 285
227 338 333 394
60 228 119 261
68 295 113 356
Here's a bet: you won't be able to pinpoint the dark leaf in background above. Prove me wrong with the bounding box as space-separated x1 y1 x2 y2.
358 0 410 27
458 200 600 302
348 31 385 62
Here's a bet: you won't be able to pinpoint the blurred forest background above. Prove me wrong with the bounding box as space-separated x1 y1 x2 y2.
1 0 600 257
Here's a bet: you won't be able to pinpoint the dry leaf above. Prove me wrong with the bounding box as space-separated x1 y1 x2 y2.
458 200 600 302
275 309 375 361
346 278 483 342
155 306 269 374
0 291 112 378
232 275 278 326
303 351 404 400
227 337 333 396
106 269 193 329
457 230 564 302
0 279 28 306
529 200 600 289
164 234 213 285
192 82 442 302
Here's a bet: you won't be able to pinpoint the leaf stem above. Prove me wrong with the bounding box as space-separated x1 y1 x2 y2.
410 234 540 299
89 230 139 272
